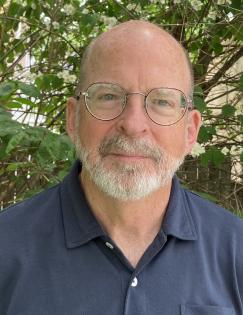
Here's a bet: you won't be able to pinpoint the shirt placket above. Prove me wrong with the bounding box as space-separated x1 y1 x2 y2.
123 230 167 315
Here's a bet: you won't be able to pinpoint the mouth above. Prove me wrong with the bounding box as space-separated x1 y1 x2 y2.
105 152 152 162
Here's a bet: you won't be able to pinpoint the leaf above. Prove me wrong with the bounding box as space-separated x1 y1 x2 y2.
240 115 243 126
0 140 8 159
193 86 204 96
5 101 22 109
212 149 225 167
57 169 69 180
211 36 223 55
0 82 16 97
0 107 12 119
35 132 73 165
221 104 236 118
194 64 204 76
39 74 64 90
35 75 48 91
198 125 216 142
50 75 63 89
66 145 76 163
18 82 40 98
190 41 201 53
240 153 243 163
14 97 36 107
0 118 22 136
8 2 23 17
6 162 28 171
200 147 225 167
193 96 206 113
25 126 46 143
235 25 243 41
5 131 27 154
231 0 242 10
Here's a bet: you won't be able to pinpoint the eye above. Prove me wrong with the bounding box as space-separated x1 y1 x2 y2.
102 94 116 100
151 98 172 107
97 93 120 101
154 98 170 106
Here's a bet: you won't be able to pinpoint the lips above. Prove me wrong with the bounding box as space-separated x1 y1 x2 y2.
109 153 150 160
105 150 149 157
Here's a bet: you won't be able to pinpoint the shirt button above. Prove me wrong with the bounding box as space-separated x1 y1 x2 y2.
105 241 114 249
131 277 138 287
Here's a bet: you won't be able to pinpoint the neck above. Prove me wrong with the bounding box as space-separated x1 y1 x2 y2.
80 169 172 267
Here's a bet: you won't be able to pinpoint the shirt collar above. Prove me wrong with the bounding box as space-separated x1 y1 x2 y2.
60 161 197 249
60 160 105 249
162 176 197 241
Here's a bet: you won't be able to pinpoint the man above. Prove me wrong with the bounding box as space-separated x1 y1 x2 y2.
0 20 242 315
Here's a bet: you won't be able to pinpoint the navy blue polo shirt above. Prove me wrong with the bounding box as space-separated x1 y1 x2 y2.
0 161 242 315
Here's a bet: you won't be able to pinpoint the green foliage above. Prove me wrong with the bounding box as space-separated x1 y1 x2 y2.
200 147 226 167
193 96 206 113
18 82 40 97
0 0 242 213
198 125 216 142
0 82 16 97
221 104 236 118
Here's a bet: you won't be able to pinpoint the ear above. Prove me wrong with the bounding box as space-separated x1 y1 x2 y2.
185 109 202 154
66 97 78 144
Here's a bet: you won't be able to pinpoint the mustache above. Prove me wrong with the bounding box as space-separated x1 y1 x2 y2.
98 135 162 162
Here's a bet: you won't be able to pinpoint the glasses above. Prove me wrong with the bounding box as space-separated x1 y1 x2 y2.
76 82 193 126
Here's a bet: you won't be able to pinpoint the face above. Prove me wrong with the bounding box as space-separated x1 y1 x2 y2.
67 26 201 200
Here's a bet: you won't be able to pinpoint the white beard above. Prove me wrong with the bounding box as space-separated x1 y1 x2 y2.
74 134 184 201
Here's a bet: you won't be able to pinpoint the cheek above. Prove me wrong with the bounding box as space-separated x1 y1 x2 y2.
154 125 187 157
77 115 113 151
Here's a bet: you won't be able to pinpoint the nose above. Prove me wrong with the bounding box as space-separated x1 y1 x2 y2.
115 92 149 136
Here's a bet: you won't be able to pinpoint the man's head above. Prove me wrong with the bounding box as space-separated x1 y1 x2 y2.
67 20 201 201
76 21 194 96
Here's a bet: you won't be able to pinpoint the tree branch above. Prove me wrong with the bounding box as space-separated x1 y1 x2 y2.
202 46 243 95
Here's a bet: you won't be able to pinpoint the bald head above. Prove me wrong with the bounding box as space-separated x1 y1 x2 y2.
76 20 193 96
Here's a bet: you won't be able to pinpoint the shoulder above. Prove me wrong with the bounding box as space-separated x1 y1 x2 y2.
0 184 61 242
0 183 65 304
183 188 243 240
183 188 243 298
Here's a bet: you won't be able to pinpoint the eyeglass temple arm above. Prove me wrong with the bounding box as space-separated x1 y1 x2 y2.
187 97 194 110
76 91 87 101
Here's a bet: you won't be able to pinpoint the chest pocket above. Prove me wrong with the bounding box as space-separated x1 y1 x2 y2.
181 304 235 315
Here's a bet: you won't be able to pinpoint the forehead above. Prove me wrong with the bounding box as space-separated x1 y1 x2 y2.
83 25 191 94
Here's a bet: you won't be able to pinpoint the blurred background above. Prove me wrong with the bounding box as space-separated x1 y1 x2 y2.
0 0 242 215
